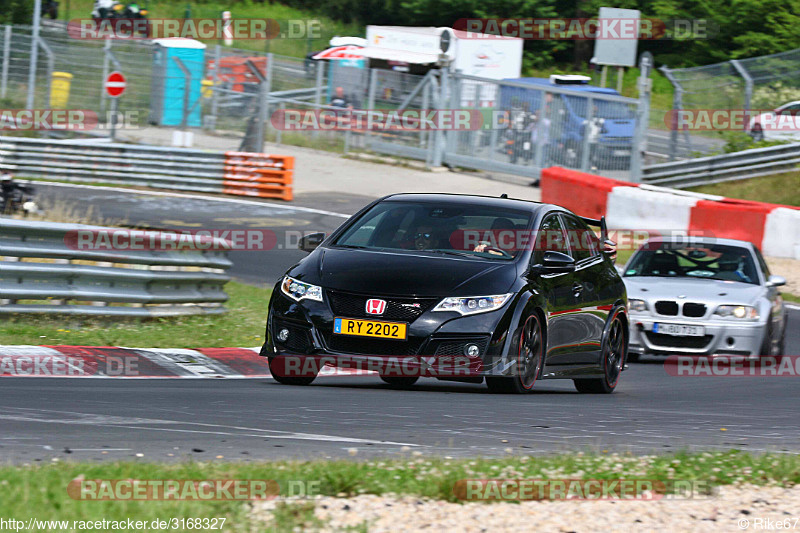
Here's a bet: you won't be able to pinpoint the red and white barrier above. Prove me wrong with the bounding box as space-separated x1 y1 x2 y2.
541 167 800 259
0 345 370 378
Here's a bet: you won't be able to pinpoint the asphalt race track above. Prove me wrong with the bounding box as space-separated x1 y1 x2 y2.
0 183 797 463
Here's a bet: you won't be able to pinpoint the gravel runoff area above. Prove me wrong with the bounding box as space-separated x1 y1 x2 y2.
767 257 800 297
253 484 800 532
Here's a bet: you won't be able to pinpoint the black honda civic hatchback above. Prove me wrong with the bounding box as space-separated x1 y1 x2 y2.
261 193 629 394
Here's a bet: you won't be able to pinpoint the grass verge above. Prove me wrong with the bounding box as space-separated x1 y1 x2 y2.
0 281 270 348
688 171 800 207
0 451 798 529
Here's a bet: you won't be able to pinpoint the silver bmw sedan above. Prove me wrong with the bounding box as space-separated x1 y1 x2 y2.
623 236 787 361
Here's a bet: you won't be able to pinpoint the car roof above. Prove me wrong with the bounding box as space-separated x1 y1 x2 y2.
503 77 621 96
641 236 756 251
381 193 545 212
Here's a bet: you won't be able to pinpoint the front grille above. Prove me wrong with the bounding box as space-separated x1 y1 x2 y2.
432 337 490 357
323 333 425 356
327 290 437 322
682 302 707 317
655 301 679 316
645 332 713 349
273 320 313 353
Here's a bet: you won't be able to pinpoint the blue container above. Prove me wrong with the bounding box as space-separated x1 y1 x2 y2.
150 39 206 127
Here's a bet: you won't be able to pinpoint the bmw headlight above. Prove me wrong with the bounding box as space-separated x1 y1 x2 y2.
628 299 648 312
714 305 759 320
281 276 323 302
433 294 513 316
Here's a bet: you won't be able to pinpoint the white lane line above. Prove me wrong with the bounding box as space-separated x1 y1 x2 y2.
0 408 421 447
35 181 352 218
786 303 800 311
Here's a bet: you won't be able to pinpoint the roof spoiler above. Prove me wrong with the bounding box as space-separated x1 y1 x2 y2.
580 215 617 262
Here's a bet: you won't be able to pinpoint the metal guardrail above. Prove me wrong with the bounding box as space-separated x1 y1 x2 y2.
0 136 295 201
0 219 232 317
642 142 800 188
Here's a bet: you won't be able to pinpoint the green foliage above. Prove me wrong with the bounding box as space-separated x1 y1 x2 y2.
267 0 800 68
752 82 800 109
720 131 789 153
0 0 33 24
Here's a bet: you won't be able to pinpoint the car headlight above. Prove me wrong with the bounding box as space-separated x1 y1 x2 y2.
281 276 323 302
433 294 513 316
628 299 648 312
714 305 759 320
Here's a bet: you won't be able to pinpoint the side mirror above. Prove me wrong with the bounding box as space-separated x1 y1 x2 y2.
298 232 325 253
530 251 576 275
602 238 617 264
766 275 786 288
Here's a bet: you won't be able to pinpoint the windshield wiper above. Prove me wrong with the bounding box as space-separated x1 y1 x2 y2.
335 244 369 250
427 249 504 259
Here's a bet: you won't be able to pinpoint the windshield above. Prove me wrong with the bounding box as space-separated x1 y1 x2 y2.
564 95 635 120
624 242 759 285
333 200 533 261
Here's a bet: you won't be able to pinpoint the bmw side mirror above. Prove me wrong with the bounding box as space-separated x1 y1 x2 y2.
766 275 786 287
530 251 576 275
298 232 325 253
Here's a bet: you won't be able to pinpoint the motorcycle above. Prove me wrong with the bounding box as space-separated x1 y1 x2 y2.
0 175 38 216
91 1 150 37
92 1 127 20
123 3 150 36
503 109 536 164
42 1 59 19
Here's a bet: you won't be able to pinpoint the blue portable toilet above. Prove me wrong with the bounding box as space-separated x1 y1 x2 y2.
150 38 206 127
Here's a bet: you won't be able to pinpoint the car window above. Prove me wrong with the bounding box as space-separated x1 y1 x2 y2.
777 103 800 115
334 201 532 260
532 213 568 263
561 214 599 262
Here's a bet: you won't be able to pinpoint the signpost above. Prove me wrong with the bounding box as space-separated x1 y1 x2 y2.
591 7 641 92
104 71 126 141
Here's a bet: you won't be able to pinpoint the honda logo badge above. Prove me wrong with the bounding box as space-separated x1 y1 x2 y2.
365 299 387 315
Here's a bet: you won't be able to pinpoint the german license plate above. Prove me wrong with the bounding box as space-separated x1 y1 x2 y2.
653 323 705 337
333 317 407 340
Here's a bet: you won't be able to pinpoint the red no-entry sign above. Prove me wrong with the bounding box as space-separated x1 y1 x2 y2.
105 71 127 98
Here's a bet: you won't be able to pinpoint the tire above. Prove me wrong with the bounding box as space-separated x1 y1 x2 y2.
759 323 781 357
486 312 544 394
574 309 627 394
380 376 419 387
268 356 317 386
627 352 640 363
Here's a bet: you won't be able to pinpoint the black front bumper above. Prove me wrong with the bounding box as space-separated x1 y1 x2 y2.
262 289 517 378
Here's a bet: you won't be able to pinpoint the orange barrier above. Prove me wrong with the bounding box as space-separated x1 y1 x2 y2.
540 167 635 219
222 152 294 201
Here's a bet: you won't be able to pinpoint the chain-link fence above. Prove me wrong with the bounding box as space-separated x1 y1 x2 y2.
660 47 800 160
1 22 653 181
